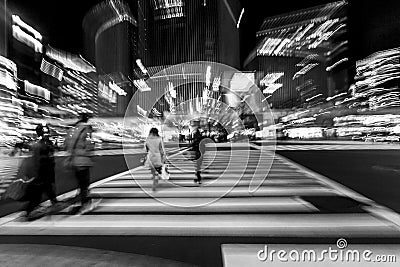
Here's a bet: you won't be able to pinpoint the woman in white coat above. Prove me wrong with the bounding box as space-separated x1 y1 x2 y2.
145 128 165 191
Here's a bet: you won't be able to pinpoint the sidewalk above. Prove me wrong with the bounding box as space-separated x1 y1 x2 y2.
0 244 196 267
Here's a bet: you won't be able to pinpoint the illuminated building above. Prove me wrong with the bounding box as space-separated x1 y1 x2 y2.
7 13 43 84
131 0 241 118
244 1 349 110
40 45 99 117
0 55 23 118
138 0 241 68
83 0 138 116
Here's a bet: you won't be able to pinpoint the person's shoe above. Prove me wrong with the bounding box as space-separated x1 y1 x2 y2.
70 205 82 215
78 200 98 215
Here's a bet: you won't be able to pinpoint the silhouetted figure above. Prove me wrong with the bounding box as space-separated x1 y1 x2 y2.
25 124 58 220
65 114 94 214
192 129 204 184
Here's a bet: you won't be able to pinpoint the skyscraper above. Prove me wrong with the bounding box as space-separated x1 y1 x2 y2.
244 1 349 110
83 0 138 116
137 0 241 68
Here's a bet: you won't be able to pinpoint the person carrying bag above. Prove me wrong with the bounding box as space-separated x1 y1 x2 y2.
145 128 166 191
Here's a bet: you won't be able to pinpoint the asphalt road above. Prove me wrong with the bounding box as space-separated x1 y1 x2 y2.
0 154 143 217
278 150 400 213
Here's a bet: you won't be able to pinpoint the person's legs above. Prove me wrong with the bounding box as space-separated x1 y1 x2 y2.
194 151 203 184
25 183 43 216
150 165 159 191
43 181 58 204
75 168 90 206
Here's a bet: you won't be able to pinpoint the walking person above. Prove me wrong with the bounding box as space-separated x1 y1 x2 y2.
25 124 58 220
192 128 203 184
65 113 94 214
145 128 165 191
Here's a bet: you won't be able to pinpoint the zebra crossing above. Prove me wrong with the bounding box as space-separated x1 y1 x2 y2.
0 143 400 238
275 143 400 150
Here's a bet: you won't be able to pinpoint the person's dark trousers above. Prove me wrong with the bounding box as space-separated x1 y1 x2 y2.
75 168 91 205
25 181 57 215
43 181 57 204
194 151 203 183
25 183 43 215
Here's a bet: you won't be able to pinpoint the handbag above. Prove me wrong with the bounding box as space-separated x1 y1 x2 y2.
3 177 35 201
161 164 170 180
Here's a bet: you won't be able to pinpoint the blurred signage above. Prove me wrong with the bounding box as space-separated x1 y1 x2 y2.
230 72 255 92
24 80 50 101
12 25 43 53
98 81 117 104
0 56 17 76
40 59 63 81
152 0 184 20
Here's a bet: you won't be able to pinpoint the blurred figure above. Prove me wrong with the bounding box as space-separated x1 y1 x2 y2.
145 128 165 191
25 124 58 220
65 114 94 214
192 128 204 184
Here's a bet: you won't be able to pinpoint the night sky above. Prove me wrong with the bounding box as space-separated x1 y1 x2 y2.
7 0 399 64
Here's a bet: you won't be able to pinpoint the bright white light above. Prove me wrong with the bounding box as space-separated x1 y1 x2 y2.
0 56 17 76
12 25 43 53
0 70 17 91
263 83 283 94
293 63 319 79
24 80 50 101
12 15 42 41
236 8 244 29
206 66 212 87
168 82 176 98
326 92 347 101
306 93 323 102
230 72 254 92
212 77 221 92
109 81 127 96
326 58 348 71
260 72 284 87
137 105 147 117
46 47 96 73
136 59 148 75
133 79 151 92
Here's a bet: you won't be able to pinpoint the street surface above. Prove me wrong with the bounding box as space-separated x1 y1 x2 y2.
1 142 400 266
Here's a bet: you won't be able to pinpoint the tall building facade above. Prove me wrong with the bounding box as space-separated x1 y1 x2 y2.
83 0 138 116
244 1 349 110
138 0 241 68
132 0 242 118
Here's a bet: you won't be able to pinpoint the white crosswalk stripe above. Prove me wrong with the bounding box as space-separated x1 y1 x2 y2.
1 143 399 238
275 144 400 150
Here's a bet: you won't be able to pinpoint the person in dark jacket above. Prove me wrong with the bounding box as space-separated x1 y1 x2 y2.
65 113 94 214
192 128 203 184
25 124 58 220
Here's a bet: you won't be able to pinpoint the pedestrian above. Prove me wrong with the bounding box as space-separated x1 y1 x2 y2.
24 124 58 220
65 113 94 214
192 128 203 184
145 128 165 191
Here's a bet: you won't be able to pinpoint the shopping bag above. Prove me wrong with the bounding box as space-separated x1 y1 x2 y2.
140 154 147 166
3 178 34 201
161 165 170 180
